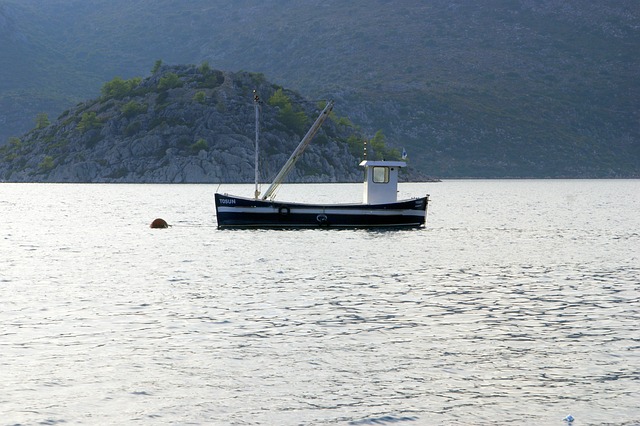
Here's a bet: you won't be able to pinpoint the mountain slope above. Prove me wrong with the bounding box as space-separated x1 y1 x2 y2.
1 0 638 177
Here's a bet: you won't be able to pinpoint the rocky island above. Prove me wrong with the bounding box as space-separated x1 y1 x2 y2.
0 64 414 183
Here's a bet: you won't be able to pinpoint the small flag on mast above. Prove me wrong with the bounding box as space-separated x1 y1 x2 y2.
401 147 407 159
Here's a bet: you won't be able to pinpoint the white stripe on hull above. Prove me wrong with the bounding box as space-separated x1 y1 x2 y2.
217 206 425 217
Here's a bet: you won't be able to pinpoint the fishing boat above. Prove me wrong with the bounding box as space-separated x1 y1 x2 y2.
214 94 429 229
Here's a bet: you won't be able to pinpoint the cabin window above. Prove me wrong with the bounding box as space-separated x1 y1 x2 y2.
372 166 389 183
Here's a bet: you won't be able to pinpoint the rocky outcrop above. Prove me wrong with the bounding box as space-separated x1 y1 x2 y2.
0 66 376 183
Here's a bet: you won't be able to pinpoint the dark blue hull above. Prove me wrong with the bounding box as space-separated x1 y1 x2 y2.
214 193 429 229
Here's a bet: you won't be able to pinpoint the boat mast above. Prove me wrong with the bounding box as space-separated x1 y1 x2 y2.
261 100 335 200
253 90 260 199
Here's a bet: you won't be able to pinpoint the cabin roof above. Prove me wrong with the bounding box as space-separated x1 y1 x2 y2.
359 160 407 168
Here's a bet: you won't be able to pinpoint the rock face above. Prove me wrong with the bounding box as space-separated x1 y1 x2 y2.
0 65 370 183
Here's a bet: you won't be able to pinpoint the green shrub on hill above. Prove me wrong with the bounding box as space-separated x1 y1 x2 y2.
198 61 211 74
193 91 206 104
369 130 401 160
190 138 208 153
158 73 182 90
152 60 163 74
39 155 55 172
77 112 101 133
101 76 142 100
268 88 289 109
268 88 308 135
35 113 50 129
121 100 148 118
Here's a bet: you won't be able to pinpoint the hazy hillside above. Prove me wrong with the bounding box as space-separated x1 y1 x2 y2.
1 0 638 177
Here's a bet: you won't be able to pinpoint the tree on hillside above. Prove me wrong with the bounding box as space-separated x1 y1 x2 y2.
35 113 50 129
346 134 364 157
152 60 162 74
158 73 182 90
101 76 141 99
39 155 54 172
190 138 208 153
77 112 101 133
369 130 401 160
121 101 148 118
193 91 206 104
278 104 308 135
268 89 308 135
198 61 211 74
268 88 289 108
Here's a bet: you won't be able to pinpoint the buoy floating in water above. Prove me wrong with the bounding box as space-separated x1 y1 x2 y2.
150 218 169 229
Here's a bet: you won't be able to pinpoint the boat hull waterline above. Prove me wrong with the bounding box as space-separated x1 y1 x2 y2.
215 193 429 229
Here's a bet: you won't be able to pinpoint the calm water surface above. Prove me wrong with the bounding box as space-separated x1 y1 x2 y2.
1 180 639 425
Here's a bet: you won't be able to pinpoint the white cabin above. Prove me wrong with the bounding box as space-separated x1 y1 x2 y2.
359 160 406 204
